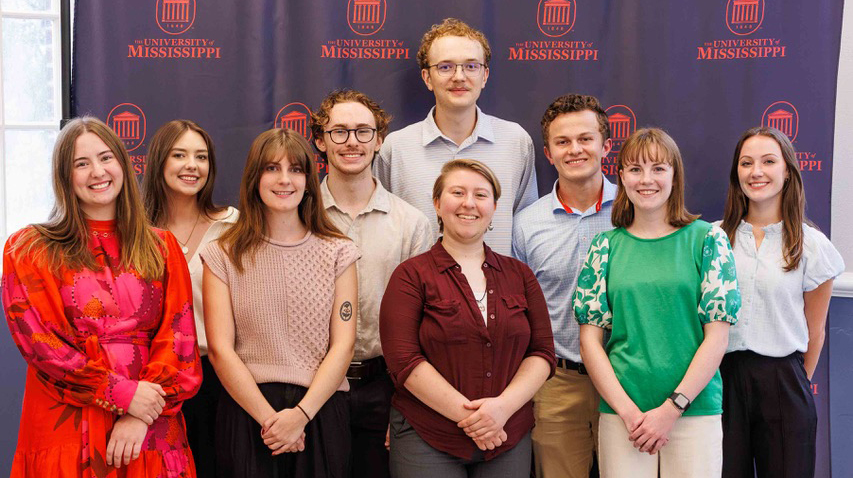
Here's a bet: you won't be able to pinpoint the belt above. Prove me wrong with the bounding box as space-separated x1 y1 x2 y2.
346 356 387 381
556 357 587 375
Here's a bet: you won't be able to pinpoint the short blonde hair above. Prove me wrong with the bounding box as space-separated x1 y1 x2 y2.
432 159 501 232
417 18 491 70
612 128 699 228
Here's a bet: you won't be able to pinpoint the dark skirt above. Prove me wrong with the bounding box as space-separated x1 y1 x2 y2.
184 355 223 478
216 382 351 478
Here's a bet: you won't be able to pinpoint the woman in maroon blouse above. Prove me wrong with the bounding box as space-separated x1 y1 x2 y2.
380 159 556 477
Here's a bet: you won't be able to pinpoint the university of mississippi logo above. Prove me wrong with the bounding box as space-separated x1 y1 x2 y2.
725 0 765 36
761 101 799 141
537 0 576 38
275 103 313 140
156 0 197 35
605 105 637 153
107 103 147 152
347 0 387 36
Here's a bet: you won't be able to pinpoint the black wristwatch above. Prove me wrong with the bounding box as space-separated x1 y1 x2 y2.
668 392 691 413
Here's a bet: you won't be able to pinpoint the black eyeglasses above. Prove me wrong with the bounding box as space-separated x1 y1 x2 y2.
324 128 377 144
428 62 485 77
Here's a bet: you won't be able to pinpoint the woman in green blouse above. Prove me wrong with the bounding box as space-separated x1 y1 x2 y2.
572 128 741 478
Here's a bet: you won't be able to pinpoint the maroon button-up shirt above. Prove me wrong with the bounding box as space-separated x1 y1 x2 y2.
380 240 556 460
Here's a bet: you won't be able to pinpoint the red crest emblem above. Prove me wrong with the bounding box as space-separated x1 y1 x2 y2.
347 0 387 36
726 0 765 36
762 101 799 142
156 0 197 35
605 105 637 154
275 102 313 141
537 0 576 38
107 103 147 152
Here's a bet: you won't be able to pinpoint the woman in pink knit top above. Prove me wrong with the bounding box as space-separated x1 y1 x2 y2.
200 128 359 478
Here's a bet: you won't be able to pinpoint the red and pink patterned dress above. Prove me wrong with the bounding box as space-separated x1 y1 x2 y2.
2 219 201 478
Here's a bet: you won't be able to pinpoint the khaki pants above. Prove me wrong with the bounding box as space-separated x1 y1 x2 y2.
598 413 722 478
532 366 600 478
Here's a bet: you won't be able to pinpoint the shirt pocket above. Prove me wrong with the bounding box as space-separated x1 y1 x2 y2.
423 299 468 344
501 294 531 338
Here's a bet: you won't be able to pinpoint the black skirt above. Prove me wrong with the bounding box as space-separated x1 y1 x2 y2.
216 382 351 478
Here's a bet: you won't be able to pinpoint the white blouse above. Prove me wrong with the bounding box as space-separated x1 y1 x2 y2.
188 206 239 356
723 220 844 356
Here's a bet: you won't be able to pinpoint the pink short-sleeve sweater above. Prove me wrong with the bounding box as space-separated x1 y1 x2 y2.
201 231 360 391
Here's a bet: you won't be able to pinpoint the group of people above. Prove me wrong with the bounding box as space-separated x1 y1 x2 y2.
2 17 843 478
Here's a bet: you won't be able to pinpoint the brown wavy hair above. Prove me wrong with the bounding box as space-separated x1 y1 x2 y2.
217 128 345 273
431 159 502 233
612 128 699 228
721 126 805 271
18 117 164 280
540 94 610 145
142 119 225 227
310 89 392 160
417 18 491 70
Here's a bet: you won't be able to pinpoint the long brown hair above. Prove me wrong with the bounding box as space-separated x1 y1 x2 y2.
18 117 164 280
142 119 225 227
217 128 345 272
612 128 699 228
721 126 805 271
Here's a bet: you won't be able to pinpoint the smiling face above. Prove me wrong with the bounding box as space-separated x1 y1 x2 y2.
314 101 382 177
421 35 489 112
545 110 612 186
258 152 307 216
433 168 496 243
737 134 788 211
619 151 674 217
163 130 210 198
71 132 124 220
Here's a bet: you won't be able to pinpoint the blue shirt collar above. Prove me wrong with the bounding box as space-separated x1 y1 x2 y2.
549 175 617 214
421 106 495 146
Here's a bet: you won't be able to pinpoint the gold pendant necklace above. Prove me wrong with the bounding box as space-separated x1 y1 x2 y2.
174 211 201 255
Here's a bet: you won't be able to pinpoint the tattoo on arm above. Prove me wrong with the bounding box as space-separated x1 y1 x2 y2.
340 301 353 322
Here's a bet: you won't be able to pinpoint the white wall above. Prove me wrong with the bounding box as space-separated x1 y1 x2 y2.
831 1 853 293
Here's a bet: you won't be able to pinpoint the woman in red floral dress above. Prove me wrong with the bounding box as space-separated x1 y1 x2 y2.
2 117 201 477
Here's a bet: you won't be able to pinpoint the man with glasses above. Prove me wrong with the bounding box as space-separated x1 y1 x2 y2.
374 18 538 255
312 89 432 478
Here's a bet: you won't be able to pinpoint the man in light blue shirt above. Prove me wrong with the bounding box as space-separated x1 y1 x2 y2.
512 94 615 478
375 18 537 255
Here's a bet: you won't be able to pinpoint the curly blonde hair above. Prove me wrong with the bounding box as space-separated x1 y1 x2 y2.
417 18 491 70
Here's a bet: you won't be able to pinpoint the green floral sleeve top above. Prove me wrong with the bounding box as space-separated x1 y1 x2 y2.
572 220 740 416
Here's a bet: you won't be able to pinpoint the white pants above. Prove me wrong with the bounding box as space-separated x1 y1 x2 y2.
598 413 722 478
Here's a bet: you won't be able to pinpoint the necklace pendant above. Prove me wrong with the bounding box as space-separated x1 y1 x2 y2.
478 302 486 313
181 245 189 255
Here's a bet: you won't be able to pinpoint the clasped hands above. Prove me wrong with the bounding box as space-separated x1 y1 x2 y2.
106 380 167 468
620 400 682 455
457 396 511 451
261 407 309 455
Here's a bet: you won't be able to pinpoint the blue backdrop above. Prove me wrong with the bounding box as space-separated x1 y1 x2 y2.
3 0 845 475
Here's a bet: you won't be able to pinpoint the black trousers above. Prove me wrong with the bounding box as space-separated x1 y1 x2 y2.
720 351 817 478
346 364 395 478
183 355 223 478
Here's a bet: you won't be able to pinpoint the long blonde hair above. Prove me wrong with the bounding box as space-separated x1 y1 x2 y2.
18 117 164 280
